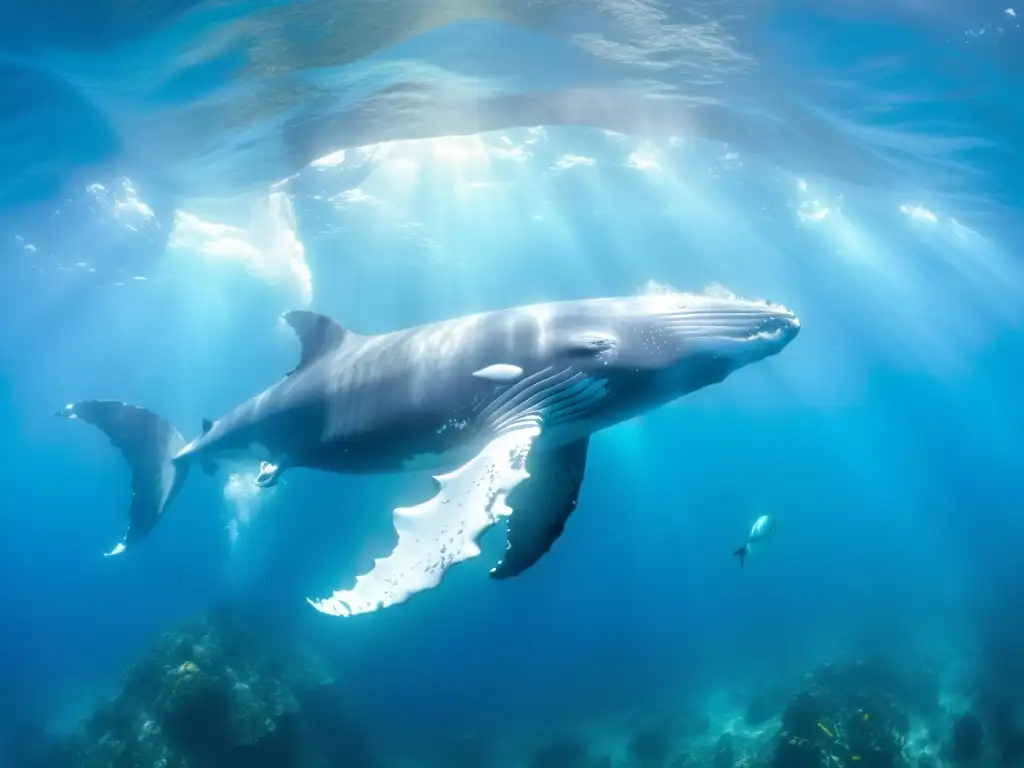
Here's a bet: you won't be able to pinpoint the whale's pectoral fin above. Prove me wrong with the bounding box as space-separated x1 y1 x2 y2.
308 419 542 617
55 400 188 556
489 437 589 580
282 310 351 376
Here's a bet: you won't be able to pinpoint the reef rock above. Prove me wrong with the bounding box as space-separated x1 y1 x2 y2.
38 605 369 768
772 657 912 768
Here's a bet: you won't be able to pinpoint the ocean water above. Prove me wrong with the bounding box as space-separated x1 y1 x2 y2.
1 1 1023 767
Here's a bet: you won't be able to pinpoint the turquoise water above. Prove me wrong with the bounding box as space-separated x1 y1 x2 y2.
1 2 1022 767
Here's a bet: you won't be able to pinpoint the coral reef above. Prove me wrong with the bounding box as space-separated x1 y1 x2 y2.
622 711 768 768
972 625 1024 765
431 732 494 768
529 735 610 768
772 657 915 768
513 655 943 768
627 724 673 767
948 712 983 764
10 625 1002 768
34 605 377 768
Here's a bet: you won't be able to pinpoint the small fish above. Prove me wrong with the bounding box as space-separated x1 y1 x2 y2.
817 722 834 739
733 514 776 568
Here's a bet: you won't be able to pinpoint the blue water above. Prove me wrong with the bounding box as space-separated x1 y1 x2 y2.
1 1 1023 766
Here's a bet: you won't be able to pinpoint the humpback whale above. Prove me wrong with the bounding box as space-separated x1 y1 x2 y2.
58 291 800 617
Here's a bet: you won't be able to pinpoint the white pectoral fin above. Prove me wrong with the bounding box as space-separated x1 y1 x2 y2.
308 420 543 617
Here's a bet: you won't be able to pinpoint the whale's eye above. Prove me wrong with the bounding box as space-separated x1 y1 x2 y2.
560 331 618 361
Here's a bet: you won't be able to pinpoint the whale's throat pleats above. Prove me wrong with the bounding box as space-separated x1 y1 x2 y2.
479 365 609 435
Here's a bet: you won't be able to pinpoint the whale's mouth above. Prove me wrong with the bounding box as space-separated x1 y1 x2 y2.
660 306 800 344
744 313 801 341
653 298 801 368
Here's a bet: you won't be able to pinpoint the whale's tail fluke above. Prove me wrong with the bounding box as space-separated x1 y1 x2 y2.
733 544 749 568
56 400 189 556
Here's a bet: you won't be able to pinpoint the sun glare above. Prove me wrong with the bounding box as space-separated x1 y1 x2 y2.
42 123 1020 400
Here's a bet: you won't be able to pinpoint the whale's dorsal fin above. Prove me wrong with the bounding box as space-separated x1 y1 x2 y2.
282 310 350 375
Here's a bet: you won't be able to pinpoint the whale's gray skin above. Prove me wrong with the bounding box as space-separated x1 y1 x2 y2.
58 290 800 614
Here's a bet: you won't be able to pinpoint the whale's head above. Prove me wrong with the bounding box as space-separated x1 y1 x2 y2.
583 291 801 398
469 291 799 441
664 292 800 368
